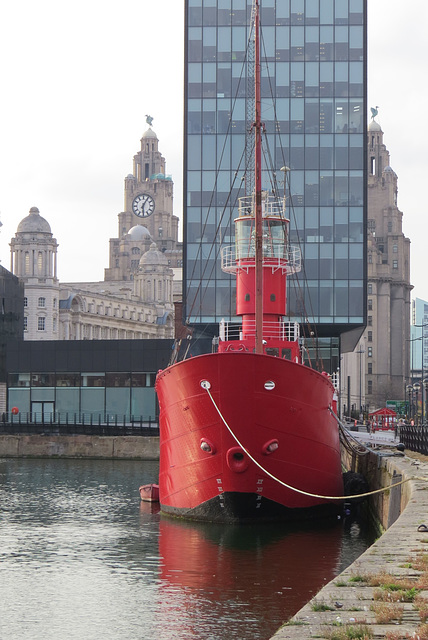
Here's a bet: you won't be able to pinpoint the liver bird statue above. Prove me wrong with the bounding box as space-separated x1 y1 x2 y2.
370 106 379 120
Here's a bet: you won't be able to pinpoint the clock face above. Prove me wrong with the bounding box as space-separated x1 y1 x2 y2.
132 193 155 217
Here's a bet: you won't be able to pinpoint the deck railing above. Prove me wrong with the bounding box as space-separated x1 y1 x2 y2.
221 244 301 275
218 319 300 341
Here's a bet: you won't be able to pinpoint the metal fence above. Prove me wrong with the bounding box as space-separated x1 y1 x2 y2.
0 412 159 437
400 424 428 456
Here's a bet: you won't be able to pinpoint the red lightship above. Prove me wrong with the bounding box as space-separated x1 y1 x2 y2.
155 0 343 523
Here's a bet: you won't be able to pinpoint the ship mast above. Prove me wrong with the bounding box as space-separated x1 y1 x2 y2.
254 0 263 355
221 0 301 355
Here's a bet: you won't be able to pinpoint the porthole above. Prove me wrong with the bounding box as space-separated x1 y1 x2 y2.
264 380 275 391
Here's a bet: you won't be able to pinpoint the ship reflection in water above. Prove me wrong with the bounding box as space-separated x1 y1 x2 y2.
141 503 369 640
0 458 372 640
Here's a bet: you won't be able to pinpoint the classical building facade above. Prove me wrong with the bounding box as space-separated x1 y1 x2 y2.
10 127 181 342
340 118 412 415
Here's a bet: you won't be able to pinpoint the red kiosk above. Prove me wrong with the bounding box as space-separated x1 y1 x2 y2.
369 408 397 431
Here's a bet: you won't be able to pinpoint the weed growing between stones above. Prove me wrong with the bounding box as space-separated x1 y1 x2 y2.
281 619 306 627
415 622 428 638
368 573 416 590
348 574 368 583
415 595 428 622
324 624 372 639
412 554 428 572
373 586 419 603
311 599 335 612
371 601 404 623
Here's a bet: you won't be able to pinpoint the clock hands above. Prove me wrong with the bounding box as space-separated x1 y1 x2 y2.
141 195 150 214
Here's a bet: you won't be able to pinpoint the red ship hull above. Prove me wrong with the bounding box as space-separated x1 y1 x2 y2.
156 351 343 523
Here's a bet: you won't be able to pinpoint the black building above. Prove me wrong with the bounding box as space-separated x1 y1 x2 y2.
4 338 213 421
0 266 24 382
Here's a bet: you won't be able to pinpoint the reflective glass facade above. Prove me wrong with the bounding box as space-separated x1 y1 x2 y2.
5 339 175 421
184 0 367 336
8 372 158 421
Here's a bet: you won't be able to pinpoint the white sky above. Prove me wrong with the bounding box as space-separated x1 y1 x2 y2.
0 0 427 301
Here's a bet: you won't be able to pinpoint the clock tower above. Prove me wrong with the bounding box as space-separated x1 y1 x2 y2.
105 124 181 282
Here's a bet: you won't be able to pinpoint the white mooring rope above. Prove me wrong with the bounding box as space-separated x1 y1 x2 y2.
201 383 424 501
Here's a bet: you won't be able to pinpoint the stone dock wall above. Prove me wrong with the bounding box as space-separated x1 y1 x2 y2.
0 434 160 460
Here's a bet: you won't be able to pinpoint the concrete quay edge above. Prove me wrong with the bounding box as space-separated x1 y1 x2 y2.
270 451 428 639
0 434 160 460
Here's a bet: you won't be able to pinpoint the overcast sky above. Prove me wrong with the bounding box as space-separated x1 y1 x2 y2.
1 0 427 302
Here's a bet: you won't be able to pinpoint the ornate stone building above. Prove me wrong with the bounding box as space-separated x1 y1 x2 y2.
340 117 412 415
10 126 182 341
365 118 412 408
105 127 182 281
10 206 60 339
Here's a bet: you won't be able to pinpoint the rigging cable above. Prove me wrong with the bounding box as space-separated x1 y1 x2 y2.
258 27 324 371
185 21 257 325
183 9 326 373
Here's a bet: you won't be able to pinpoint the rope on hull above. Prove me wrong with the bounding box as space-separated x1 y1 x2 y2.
201 381 426 501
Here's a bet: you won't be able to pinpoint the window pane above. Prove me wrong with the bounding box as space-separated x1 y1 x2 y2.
105 373 131 387
81 373 105 388
31 374 55 387
56 373 80 387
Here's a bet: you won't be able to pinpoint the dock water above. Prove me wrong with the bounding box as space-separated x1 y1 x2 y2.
2 430 428 637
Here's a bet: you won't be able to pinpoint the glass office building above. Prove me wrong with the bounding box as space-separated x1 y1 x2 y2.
411 298 428 380
184 0 367 352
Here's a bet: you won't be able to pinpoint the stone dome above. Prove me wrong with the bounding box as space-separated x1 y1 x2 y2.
128 225 151 240
383 166 396 177
142 127 158 140
17 207 52 234
368 120 382 132
139 242 168 266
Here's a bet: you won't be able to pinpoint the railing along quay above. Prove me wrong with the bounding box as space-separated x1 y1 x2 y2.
341 420 428 456
2 416 428 453
0 412 159 437
400 423 428 455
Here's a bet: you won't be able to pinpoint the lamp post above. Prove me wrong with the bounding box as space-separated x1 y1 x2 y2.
424 378 428 425
406 384 413 421
413 383 421 425
356 346 365 418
